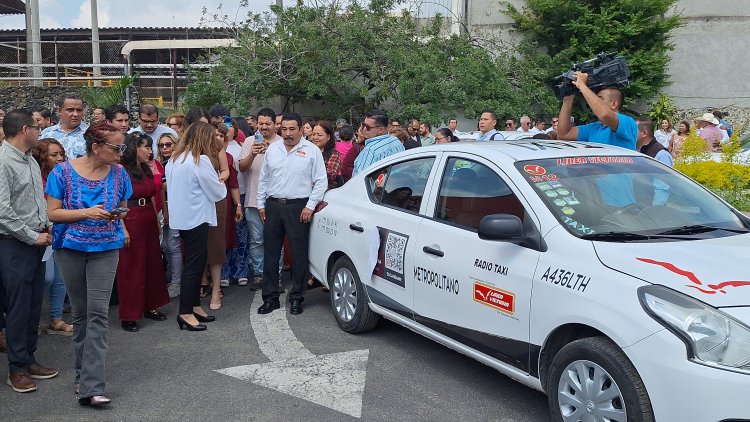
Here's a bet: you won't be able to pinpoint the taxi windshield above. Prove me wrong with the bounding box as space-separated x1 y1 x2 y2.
515 156 749 240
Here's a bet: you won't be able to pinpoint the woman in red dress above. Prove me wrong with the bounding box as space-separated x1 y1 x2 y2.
116 132 169 332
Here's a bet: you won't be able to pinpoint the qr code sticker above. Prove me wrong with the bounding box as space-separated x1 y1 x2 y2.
384 232 407 273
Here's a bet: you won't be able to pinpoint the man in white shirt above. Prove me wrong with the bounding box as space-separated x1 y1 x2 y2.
476 111 504 141
517 115 532 133
256 112 327 316
129 104 177 151
238 108 282 291
529 117 546 134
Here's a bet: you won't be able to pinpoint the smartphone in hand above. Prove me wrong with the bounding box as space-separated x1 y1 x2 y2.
109 207 129 216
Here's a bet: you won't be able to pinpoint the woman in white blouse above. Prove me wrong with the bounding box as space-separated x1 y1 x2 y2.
166 121 227 331
654 118 676 148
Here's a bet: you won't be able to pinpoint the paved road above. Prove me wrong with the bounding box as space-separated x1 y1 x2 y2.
0 278 549 421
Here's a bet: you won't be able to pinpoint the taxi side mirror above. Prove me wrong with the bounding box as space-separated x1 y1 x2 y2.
478 214 524 241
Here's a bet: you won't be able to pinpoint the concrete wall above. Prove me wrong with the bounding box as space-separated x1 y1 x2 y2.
465 0 750 112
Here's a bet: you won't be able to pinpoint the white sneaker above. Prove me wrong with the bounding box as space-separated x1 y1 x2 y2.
220 279 230 287
238 277 248 286
167 284 181 298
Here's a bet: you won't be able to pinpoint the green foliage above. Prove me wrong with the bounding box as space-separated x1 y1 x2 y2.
506 0 683 114
78 75 139 109
185 0 558 122
648 93 678 127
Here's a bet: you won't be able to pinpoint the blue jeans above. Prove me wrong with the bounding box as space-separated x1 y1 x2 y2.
245 207 264 277
45 256 67 320
161 225 182 285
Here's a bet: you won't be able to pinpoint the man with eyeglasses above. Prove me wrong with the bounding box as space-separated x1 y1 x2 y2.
40 93 89 158
353 110 405 176
504 118 517 131
0 109 56 393
129 104 176 152
545 116 560 134
476 111 504 141
105 105 130 135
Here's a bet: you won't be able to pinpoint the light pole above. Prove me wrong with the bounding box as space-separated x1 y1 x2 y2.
91 0 102 87
26 0 42 86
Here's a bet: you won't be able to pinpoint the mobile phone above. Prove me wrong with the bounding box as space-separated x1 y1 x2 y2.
224 116 233 128
109 207 129 215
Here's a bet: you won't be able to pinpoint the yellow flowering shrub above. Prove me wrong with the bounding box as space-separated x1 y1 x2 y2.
674 129 750 210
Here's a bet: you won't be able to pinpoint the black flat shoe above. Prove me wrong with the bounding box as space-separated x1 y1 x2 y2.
121 320 139 332
177 316 206 331
290 299 303 315
144 310 167 321
193 313 215 323
257 301 280 314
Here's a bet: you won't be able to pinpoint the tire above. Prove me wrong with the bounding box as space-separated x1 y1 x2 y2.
329 256 380 333
547 336 654 422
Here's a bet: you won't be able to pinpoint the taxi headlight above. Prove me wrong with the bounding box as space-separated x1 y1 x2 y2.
638 285 750 375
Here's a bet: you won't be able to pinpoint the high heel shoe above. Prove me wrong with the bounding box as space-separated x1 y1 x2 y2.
176 315 206 331
193 313 215 323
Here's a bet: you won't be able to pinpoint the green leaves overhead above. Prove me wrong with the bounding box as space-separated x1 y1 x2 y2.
185 0 558 123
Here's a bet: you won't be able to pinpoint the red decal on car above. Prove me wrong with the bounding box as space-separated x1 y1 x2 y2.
637 257 750 294
375 173 385 188
473 282 515 314
523 164 546 175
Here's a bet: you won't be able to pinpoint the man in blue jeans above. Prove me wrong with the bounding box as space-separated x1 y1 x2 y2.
238 108 284 291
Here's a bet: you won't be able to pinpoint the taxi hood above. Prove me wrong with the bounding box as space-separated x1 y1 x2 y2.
593 234 750 308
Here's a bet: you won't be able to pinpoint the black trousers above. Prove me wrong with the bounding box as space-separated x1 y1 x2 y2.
0 239 46 373
178 223 209 314
262 200 310 303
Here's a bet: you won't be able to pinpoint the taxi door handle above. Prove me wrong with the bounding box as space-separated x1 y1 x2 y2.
349 223 364 232
422 246 444 257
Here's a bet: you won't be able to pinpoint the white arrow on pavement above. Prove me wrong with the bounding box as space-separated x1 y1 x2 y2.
215 292 370 418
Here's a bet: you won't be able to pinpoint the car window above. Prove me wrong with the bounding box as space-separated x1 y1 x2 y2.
366 157 435 213
434 158 525 230
514 156 748 239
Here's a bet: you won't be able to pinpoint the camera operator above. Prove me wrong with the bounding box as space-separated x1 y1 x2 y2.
556 72 638 151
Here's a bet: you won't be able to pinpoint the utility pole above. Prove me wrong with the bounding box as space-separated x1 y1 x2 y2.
26 0 42 86
276 0 283 8
91 0 102 87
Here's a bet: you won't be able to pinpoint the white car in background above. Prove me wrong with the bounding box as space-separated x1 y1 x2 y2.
309 140 750 421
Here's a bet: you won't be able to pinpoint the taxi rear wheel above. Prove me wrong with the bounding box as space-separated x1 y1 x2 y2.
329 256 380 333
547 336 653 422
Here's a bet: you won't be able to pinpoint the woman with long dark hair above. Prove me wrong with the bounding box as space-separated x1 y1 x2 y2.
311 120 343 189
435 128 460 144
115 132 169 332
32 139 73 336
46 122 133 405
166 122 226 331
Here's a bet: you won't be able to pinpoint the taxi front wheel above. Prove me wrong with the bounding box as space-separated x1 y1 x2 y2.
329 256 380 333
547 336 654 422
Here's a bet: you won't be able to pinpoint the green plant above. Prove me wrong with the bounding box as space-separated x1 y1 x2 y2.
79 75 139 109
648 93 679 127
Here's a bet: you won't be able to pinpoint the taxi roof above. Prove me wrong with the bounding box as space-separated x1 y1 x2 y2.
420 135 639 162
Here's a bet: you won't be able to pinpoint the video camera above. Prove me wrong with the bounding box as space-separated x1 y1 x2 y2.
553 53 631 100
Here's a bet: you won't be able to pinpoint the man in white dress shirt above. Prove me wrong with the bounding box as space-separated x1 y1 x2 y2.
256 112 327 315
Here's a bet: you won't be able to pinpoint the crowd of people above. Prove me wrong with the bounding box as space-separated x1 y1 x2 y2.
0 73 736 406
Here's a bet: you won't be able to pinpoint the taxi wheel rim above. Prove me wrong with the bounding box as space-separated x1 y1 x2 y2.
557 359 627 422
332 267 357 322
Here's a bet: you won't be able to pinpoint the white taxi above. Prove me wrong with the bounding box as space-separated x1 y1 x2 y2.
308 139 750 421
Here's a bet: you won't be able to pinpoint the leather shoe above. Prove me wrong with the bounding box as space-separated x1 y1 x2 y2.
79 395 111 406
121 320 139 332
7 372 37 393
28 363 58 380
144 310 167 321
290 299 303 315
257 301 280 314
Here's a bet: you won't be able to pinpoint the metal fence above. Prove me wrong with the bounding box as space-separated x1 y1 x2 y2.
0 40 213 103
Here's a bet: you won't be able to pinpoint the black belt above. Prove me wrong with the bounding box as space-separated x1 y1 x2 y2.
127 198 151 207
267 197 308 205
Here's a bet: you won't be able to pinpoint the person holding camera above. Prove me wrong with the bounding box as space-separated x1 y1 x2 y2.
556 72 638 151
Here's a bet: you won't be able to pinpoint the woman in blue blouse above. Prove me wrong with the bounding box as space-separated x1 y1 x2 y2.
46 122 132 407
